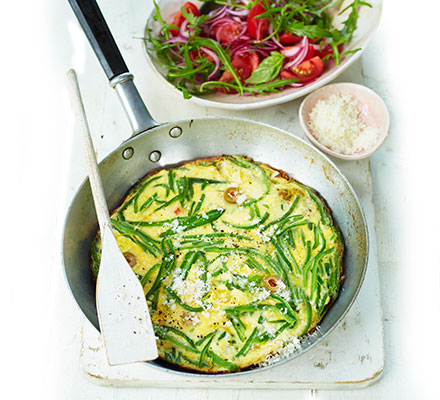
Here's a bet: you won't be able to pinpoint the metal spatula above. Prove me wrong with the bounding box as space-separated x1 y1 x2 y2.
67 69 158 365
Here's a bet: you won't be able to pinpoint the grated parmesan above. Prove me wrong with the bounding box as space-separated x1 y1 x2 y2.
258 337 302 367
308 93 379 155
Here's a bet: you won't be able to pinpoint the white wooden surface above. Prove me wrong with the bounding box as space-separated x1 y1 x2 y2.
3 0 440 399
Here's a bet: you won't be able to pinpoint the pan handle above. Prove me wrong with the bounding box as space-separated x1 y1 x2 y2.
68 0 157 136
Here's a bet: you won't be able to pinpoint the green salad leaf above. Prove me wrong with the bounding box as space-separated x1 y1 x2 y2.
246 52 285 85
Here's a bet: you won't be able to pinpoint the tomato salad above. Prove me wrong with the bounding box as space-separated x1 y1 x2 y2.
146 0 370 98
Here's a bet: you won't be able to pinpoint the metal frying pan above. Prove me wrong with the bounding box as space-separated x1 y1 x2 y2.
63 0 368 375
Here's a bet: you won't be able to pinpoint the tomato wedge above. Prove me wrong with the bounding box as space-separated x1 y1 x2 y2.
280 56 323 83
170 2 200 35
247 1 270 40
213 21 242 43
217 52 260 92
279 31 301 45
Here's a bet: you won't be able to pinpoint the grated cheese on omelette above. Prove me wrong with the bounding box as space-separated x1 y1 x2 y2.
308 93 379 155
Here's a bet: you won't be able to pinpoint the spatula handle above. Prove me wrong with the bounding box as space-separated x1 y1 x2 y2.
67 69 112 233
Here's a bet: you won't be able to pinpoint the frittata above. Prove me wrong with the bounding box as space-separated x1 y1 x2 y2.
91 155 343 373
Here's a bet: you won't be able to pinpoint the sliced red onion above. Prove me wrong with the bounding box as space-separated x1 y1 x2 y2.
267 22 284 50
231 46 252 57
180 19 189 38
164 36 189 44
227 8 249 17
207 6 228 22
258 42 279 51
270 34 283 49
200 47 221 80
288 82 305 87
283 36 309 70
281 46 301 58
210 17 242 30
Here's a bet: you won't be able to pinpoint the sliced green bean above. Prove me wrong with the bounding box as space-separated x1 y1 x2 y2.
140 263 160 287
211 262 228 278
195 330 217 347
177 240 224 250
179 251 200 280
235 327 258 358
188 177 228 186
226 155 270 197
193 193 205 215
298 297 313 336
272 237 293 273
275 221 310 238
154 193 182 212
146 253 175 298
153 324 197 353
261 195 300 232
111 219 161 256
139 193 158 212
117 195 136 221
270 294 297 321
161 325 197 349
160 209 225 236
207 351 238 372
318 291 331 316
133 176 161 213
246 256 270 274
154 183 170 197
303 248 335 286
199 333 216 367
168 169 176 193
307 189 332 226
128 209 224 234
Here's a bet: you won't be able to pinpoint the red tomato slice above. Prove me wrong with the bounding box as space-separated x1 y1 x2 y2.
281 56 323 83
247 1 270 40
213 22 242 43
217 52 260 92
279 31 301 45
170 2 200 35
245 51 260 72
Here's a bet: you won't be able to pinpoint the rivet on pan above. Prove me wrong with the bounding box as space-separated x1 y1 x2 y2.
149 150 161 163
169 126 183 138
122 147 134 160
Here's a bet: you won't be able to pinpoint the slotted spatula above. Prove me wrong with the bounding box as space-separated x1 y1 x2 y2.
67 69 158 365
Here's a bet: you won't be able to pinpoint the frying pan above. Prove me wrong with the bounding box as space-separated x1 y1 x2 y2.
64 0 368 376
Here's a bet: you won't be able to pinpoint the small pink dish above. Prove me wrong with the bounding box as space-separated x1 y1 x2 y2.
298 82 390 160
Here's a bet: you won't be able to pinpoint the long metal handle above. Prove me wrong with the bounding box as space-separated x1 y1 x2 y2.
68 0 157 135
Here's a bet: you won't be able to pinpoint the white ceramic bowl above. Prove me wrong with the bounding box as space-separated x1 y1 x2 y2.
144 0 383 110
298 82 390 160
